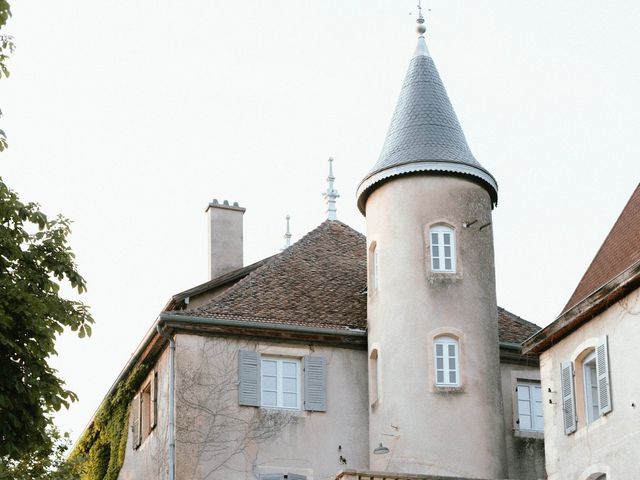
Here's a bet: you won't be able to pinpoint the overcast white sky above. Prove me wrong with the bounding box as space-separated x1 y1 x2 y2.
2 1 639 443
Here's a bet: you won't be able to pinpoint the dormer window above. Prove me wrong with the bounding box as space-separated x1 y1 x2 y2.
430 226 455 272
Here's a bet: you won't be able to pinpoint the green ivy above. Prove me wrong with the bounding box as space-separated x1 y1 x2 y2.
68 362 152 480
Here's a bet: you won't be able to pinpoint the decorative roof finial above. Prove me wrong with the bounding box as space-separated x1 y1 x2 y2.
416 0 426 36
323 157 340 221
281 215 292 251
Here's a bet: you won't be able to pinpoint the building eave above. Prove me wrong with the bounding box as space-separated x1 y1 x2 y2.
522 258 640 355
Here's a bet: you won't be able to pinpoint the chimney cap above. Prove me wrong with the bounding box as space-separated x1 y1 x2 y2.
206 199 246 213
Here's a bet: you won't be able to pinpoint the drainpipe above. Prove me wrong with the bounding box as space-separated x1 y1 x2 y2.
157 324 175 480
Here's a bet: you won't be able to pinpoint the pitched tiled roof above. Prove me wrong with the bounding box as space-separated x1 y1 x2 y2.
563 183 640 313
497 307 541 344
170 220 539 343
179 220 368 330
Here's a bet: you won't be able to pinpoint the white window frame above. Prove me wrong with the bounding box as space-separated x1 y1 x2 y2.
261 357 301 410
583 351 601 424
430 226 456 273
516 380 544 432
434 336 459 386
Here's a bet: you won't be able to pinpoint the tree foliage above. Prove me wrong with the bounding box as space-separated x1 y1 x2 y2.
0 178 94 461
0 0 13 152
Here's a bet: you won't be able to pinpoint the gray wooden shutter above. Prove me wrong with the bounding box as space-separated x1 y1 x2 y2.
238 350 260 406
150 371 158 429
132 393 141 449
561 360 577 434
596 336 612 416
304 355 326 412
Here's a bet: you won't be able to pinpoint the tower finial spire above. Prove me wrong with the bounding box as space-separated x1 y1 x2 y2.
323 156 339 221
416 1 426 35
281 215 292 251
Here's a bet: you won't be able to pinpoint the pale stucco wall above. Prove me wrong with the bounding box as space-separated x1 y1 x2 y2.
540 286 640 480
499 362 546 480
364 176 508 479
173 334 369 480
117 346 170 480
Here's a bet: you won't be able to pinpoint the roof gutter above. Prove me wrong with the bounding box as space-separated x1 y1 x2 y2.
523 258 640 355
158 313 368 337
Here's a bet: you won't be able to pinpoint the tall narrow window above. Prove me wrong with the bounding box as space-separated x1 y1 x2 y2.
583 351 600 424
517 381 544 432
261 357 301 410
369 242 379 290
430 226 455 272
434 336 459 386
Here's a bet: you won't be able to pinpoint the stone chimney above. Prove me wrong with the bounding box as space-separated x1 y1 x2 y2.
206 199 245 280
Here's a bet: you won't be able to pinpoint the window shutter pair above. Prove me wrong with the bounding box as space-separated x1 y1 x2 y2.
560 336 612 435
238 350 326 412
132 393 142 449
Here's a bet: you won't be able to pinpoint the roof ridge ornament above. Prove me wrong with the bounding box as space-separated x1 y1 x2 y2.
281 215 292 251
416 0 426 35
323 157 339 220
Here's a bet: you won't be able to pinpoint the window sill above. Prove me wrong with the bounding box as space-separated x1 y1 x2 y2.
427 272 463 285
513 429 543 440
433 385 464 394
259 406 308 419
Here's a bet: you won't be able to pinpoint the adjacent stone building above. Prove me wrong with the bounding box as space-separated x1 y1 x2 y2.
523 184 640 480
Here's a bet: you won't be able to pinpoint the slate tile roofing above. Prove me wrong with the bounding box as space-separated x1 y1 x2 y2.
563 183 640 313
356 36 498 213
172 220 539 344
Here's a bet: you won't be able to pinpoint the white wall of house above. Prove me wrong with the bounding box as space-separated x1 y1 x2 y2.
540 286 640 480
173 334 369 480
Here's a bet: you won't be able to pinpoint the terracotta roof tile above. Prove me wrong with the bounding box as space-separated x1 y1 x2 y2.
497 307 540 343
563 183 640 312
181 220 368 330
176 220 540 343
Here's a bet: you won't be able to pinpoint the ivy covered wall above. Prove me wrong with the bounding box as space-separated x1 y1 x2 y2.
68 362 152 480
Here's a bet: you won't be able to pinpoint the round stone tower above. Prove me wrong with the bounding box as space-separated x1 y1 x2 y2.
357 21 507 479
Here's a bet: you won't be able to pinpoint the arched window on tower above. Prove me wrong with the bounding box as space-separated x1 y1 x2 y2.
429 226 455 272
369 241 379 291
434 336 459 386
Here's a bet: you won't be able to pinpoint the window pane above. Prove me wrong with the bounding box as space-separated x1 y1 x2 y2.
432 258 440 270
436 357 443 369
448 344 456 357
519 413 532 430
432 245 439 258
283 377 297 393
448 357 455 370
262 391 277 407
262 375 277 391
262 360 277 376
436 371 444 384
443 233 451 245
517 385 530 401
282 361 297 377
444 246 451 257
283 392 297 408
435 344 443 356
449 370 456 384
444 259 452 270
431 233 439 245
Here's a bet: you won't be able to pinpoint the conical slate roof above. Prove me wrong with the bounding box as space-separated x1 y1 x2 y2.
356 36 498 214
